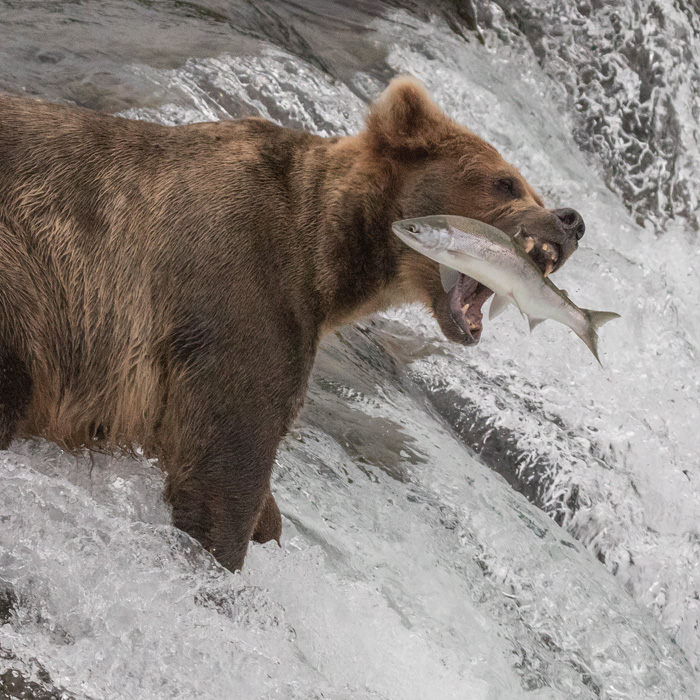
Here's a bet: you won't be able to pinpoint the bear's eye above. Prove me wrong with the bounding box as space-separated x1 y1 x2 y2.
496 178 516 196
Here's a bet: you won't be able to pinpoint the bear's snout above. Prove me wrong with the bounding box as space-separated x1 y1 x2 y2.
512 206 583 274
552 207 585 241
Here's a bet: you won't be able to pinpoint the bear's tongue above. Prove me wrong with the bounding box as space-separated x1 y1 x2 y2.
447 274 494 342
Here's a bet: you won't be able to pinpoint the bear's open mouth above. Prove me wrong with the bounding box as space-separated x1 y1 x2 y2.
447 236 561 344
447 275 492 343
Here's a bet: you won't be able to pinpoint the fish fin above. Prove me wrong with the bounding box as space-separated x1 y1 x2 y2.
489 294 510 320
439 264 460 293
527 316 545 332
560 289 570 298
510 293 525 319
587 310 621 329
576 309 621 365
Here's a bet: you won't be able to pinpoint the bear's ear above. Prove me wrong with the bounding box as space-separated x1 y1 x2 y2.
365 77 452 155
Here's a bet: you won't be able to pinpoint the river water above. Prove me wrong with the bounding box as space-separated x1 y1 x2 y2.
1 1 699 698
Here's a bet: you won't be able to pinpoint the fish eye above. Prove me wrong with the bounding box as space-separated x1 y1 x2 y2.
406 224 418 233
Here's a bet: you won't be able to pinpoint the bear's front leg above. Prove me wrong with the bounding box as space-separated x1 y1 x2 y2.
163 420 281 570
156 342 307 571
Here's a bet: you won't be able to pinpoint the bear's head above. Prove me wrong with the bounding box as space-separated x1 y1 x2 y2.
366 77 585 346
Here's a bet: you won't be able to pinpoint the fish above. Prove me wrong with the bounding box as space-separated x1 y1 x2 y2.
392 214 620 363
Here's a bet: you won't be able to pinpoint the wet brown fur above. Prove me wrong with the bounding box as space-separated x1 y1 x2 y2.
0 77 582 569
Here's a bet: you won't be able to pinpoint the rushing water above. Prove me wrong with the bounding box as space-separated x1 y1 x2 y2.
1 2 700 698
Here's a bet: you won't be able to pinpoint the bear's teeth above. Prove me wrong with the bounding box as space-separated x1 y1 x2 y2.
524 237 535 253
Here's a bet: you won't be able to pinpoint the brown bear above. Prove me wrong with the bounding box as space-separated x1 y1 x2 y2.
0 77 584 571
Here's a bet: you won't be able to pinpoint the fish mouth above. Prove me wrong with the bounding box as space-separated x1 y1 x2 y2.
446 232 560 344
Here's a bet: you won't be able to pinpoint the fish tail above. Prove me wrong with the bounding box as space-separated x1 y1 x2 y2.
577 310 621 365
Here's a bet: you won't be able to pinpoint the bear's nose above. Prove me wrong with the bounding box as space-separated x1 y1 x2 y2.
553 208 585 240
